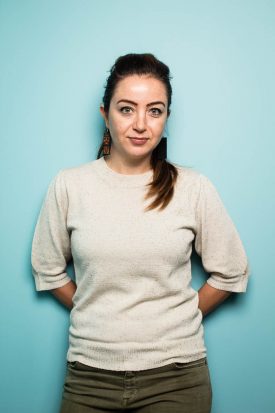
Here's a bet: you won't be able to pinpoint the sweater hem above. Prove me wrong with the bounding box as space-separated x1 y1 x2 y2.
66 350 208 372
66 334 207 371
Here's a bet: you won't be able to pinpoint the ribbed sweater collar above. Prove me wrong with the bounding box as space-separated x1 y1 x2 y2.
95 156 154 188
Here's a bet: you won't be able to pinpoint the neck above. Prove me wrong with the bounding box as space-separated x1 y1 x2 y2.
104 154 152 175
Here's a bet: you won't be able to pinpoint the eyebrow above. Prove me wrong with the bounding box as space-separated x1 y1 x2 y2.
116 99 166 107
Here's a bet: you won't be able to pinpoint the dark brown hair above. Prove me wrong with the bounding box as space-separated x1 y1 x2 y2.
97 53 179 212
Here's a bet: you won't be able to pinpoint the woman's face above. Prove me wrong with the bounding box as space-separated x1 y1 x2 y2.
100 74 168 163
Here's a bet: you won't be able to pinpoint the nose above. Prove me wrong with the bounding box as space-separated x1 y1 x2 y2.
133 111 147 133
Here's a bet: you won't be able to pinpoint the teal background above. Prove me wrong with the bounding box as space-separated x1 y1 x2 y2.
0 0 274 412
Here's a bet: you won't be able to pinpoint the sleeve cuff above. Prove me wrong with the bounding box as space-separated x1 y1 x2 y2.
34 273 72 291
207 273 249 293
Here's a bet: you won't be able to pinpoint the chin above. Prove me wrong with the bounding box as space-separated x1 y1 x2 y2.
124 149 150 158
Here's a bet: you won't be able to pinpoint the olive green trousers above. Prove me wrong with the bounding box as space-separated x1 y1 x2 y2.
60 357 212 413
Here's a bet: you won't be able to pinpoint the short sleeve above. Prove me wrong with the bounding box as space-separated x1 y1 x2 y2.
194 174 250 293
31 170 72 291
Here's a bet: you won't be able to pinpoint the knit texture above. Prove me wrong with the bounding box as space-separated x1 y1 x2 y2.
31 156 249 371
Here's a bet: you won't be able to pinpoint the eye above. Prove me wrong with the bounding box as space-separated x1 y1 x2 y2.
120 106 133 114
150 108 163 116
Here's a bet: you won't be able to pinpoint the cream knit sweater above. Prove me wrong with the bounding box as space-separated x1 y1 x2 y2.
31 156 249 371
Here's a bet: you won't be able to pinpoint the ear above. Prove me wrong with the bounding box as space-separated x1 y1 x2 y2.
100 104 109 128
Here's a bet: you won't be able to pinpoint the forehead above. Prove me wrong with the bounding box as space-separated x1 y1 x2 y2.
112 75 167 102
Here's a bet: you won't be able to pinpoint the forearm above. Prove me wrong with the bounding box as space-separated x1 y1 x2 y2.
198 282 232 317
50 280 77 310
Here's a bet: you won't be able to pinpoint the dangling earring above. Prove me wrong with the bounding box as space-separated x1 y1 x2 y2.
103 127 111 155
156 137 167 160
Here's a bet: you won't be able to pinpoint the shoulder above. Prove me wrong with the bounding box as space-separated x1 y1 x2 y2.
170 162 221 206
55 158 101 185
170 161 208 189
58 158 98 176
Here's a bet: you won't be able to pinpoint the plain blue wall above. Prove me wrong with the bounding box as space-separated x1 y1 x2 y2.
1 1 274 412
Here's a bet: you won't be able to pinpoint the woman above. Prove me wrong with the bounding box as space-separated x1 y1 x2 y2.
31 53 249 413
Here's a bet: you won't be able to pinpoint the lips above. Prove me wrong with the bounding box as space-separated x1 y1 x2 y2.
129 137 148 140
129 137 149 145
